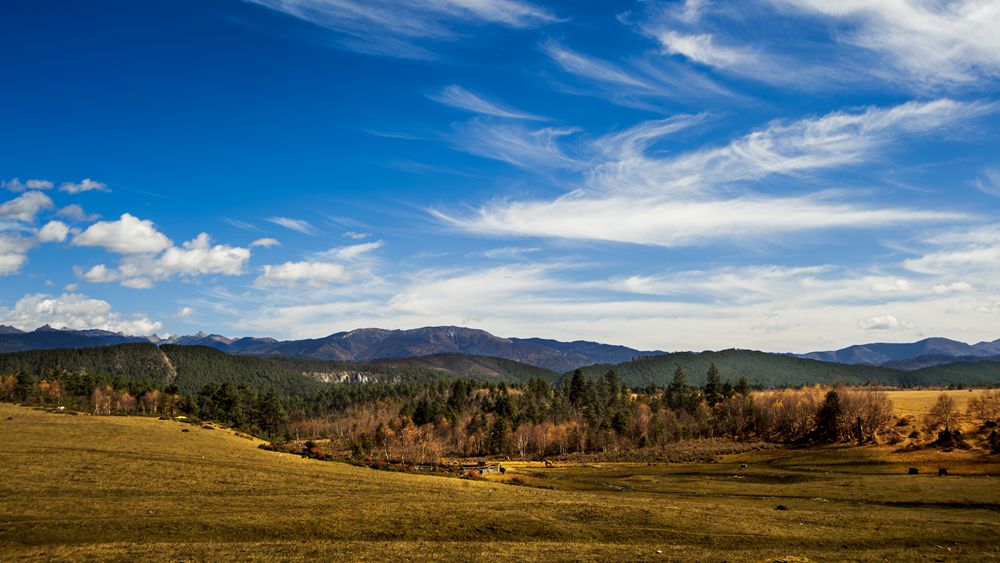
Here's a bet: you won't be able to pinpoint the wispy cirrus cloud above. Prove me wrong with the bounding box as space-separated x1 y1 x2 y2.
540 40 734 107
448 119 582 171
428 85 546 120
267 216 318 235
772 0 1000 88
437 99 986 247
245 0 557 59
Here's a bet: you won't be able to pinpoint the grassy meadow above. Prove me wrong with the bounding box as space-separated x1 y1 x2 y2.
1 400 999 562
887 388 988 420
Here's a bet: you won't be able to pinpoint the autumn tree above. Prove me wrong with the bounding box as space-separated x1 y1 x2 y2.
925 393 959 433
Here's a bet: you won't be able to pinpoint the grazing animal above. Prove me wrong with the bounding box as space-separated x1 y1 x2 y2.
938 467 948 476
499 466 506 474
775 504 788 511
544 460 553 468
908 467 919 475
740 463 748 470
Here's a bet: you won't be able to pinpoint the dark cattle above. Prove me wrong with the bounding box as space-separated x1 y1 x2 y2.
908 467 919 475
740 463 749 470
544 460 553 468
938 467 948 476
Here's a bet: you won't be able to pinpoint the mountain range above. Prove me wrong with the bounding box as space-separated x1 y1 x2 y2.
0 325 660 373
792 337 1000 368
2 324 999 374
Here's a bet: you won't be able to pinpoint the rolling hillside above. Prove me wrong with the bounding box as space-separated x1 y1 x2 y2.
0 344 559 393
571 349 1000 388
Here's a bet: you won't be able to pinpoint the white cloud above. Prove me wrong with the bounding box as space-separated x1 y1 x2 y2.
449 119 581 170
343 231 370 240
439 194 961 248
932 281 974 294
73 213 172 254
871 279 911 293
79 264 118 283
63 283 79 291
483 246 541 259
656 30 753 68
267 216 318 235
256 261 351 287
2 178 54 192
246 0 555 59
59 178 110 194
79 233 251 288
774 0 1000 87
973 167 1000 197
176 306 195 318
0 292 162 335
857 314 912 331
542 41 652 89
0 235 33 276
428 85 545 120
320 240 383 261
0 191 54 223
148 233 250 277
56 204 99 223
37 220 70 243
439 100 982 247
250 237 281 248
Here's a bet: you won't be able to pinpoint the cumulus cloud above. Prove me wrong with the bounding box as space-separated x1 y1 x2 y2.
0 235 33 276
56 204 99 223
79 233 251 288
857 314 912 331
176 306 195 318
2 178 54 192
255 261 351 287
37 220 70 243
250 237 281 248
59 178 110 194
0 292 162 335
0 191 54 223
73 213 172 254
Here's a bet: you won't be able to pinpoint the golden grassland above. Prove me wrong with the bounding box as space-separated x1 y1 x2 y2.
886 388 991 419
1 401 999 562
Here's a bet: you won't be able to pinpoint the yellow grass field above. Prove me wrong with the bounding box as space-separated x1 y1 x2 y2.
886 388 993 419
1 402 999 562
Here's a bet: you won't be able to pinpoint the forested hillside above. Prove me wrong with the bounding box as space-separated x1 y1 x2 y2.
571 349 1000 388
0 344 560 395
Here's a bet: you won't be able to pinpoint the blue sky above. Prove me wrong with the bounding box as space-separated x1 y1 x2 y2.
2 0 999 352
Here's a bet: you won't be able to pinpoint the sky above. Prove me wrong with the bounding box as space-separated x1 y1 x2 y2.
1 0 999 353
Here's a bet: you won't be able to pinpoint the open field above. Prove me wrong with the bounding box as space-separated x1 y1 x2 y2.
2 403 999 562
887 388 992 419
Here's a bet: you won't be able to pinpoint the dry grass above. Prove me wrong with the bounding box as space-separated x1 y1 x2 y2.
2 403 999 562
886 389 993 419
